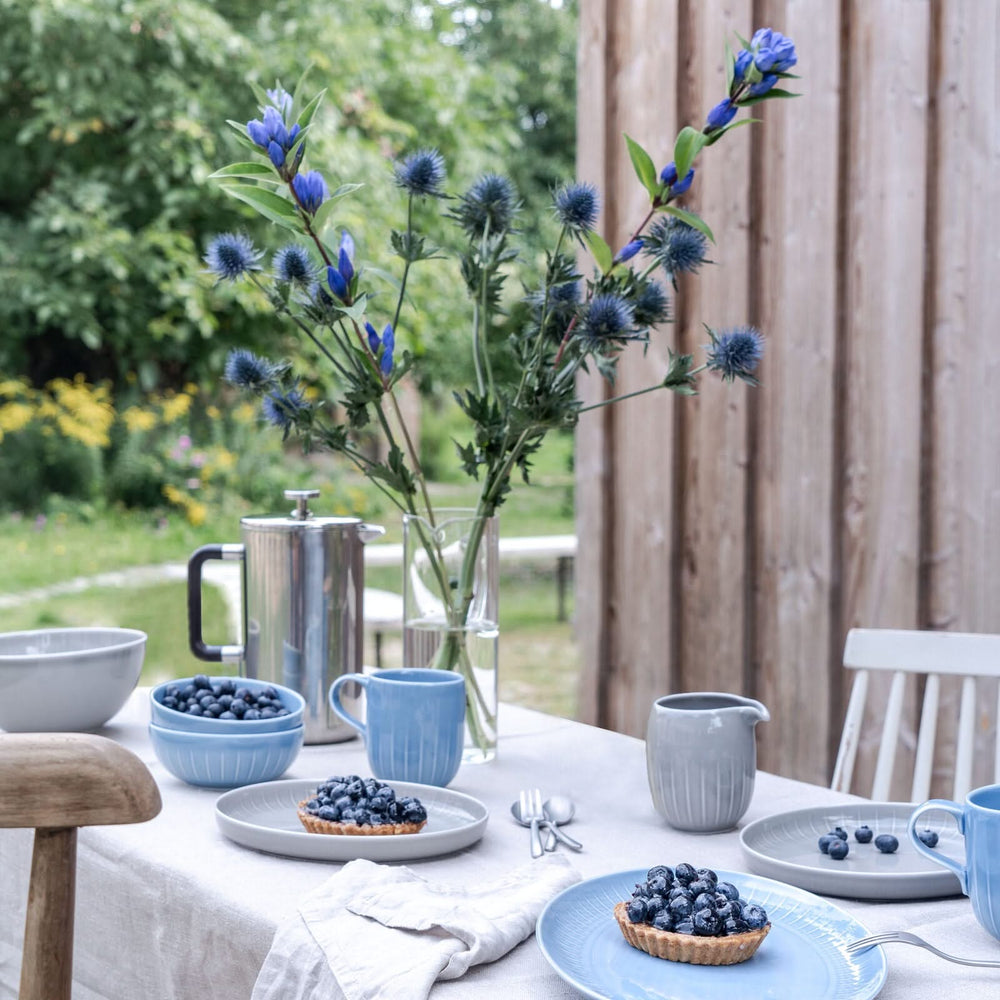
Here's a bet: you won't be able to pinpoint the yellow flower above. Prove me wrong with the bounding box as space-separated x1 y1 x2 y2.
185 500 208 526
234 401 256 424
211 447 236 471
183 382 199 396
123 407 158 433
161 393 192 423
0 379 27 398
162 483 184 505
206 405 221 420
0 402 34 434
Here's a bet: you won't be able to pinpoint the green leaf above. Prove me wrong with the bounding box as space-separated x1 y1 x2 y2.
217 183 301 229
208 162 281 183
703 117 760 146
724 39 735 95
624 133 659 198
661 205 715 244
338 294 369 322
672 126 709 182
582 230 613 274
311 183 364 233
224 120 266 155
734 31 752 50
737 90 801 107
291 64 315 118
296 89 327 130
248 80 272 111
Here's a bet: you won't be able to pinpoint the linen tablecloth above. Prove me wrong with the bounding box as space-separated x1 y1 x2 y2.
0 691 995 999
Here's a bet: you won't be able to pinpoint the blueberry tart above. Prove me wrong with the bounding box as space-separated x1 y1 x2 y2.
297 775 428 836
615 864 770 965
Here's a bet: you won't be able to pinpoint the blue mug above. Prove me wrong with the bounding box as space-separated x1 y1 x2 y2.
328 669 465 787
908 784 1000 940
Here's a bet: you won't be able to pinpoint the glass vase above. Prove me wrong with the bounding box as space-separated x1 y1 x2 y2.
402 509 499 763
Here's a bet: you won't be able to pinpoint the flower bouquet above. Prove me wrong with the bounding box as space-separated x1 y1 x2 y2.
203 28 799 760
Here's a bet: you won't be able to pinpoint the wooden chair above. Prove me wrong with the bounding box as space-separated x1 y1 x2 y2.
831 628 1000 801
0 733 161 1000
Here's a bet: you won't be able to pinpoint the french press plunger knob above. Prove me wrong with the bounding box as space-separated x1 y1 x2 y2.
285 488 320 520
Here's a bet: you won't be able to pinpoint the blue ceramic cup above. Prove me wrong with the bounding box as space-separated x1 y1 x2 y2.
328 669 465 787
909 784 1000 940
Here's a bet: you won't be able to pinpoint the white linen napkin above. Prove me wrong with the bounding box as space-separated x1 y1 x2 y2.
251 855 580 1000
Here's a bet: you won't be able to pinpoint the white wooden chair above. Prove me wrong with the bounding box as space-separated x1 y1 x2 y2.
831 628 1000 802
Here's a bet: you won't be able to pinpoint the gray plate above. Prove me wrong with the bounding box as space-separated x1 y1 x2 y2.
215 778 488 862
739 801 964 900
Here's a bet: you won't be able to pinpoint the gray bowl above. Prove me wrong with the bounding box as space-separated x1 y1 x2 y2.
0 627 146 732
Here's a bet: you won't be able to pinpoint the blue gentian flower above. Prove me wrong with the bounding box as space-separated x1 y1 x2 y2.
554 182 600 231
365 321 381 353
751 28 797 73
581 294 635 341
614 238 644 264
707 99 738 129
380 325 395 375
394 149 446 197
454 173 518 238
266 86 293 117
748 74 779 97
262 388 308 431
337 231 355 285
267 140 285 169
733 48 753 83
659 162 695 197
204 232 263 281
224 349 277 392
633 280 671 327
246 100 301 169
273 245 313 284
292 170 328 214
326 265 348 301
705 326 765 383
643 217 709 276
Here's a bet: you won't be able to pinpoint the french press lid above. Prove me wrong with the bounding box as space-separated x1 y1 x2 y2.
240 489 364 532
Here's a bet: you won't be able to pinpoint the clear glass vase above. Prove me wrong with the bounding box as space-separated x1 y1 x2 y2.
402 509 499 763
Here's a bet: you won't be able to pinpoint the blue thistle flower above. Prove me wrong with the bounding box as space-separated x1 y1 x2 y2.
224 349 277 392
707 99 738 130
553 182 600 232
262 388 308 431
204 233 263 281
273 244 313 284
581 294 635 341
705 326 764 384
643 217 709 277
550 281 580 305
394 149 446 197
292 170 328 215
633 280 671 327
453 173 518 238
659 161 695 197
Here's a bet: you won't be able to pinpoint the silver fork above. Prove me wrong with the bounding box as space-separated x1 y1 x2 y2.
846 931 1000 968
518 788 545 858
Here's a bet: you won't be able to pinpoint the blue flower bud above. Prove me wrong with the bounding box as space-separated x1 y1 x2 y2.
660 161 679 186
733 49 753 83
291 171 328 214
262 106 284 138
748 74 778 98
706 99 738 130
338 246 354 285
266 86 293 118
247 119 269 148
326 265 348 301
670 167 695 196
272 121 289 149
365 322 381 353
288 122 301 147
267 140 285 168
614 239 644 264
339 230 355 262
380 325 395 375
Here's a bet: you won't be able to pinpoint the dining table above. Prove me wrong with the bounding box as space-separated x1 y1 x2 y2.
0 689 995 1000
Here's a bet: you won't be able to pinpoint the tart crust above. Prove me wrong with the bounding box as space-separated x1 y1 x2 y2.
613 901 770 966
297 803 426 836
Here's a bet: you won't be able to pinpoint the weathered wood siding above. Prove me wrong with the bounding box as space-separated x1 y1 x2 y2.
576 0 1000 796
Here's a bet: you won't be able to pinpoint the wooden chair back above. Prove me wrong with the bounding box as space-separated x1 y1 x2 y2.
831 628 1000 801
0 733 161 1000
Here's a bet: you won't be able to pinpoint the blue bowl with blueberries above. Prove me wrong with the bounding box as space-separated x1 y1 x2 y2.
150 675 304 733
148 721 304 788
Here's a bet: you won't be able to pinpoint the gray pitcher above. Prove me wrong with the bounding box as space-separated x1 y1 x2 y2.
646 692 769 833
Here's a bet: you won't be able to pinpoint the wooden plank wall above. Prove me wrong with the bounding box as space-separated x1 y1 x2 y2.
576 0 1000 795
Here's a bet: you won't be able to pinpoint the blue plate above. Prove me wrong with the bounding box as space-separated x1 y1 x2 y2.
536 869 887 1000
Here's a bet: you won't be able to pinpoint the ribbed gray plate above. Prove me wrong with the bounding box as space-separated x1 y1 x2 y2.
215 778 487 861
740 802 963 900
536 869 887 1000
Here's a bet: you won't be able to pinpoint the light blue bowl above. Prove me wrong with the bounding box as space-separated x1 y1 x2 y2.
149 676 304 734
148 722 304 788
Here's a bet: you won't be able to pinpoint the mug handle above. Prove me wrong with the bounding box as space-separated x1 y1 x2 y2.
907 798 968 894
329 674 368 739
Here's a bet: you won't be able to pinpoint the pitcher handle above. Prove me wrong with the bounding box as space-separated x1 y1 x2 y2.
907 798 967 894
329 674 368 739
188 544 245 663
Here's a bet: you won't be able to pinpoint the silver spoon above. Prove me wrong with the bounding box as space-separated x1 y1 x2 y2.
542 795 583 852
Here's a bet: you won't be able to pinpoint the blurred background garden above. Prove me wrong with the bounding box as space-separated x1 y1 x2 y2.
0 0 580 718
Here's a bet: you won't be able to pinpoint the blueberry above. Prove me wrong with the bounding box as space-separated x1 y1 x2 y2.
193 674 211 690
643 895 666 917
715 881 740 902
651 910 674 931
688 877 714 897
334 795 352 811
318 806 337 821
692 908 720 936
669 895 693 919
917 829 939 848
220 679 237 695
818 834 839 854
186 704 203 716
163 695 179 709
403 803 427 823
723 916 748 935
668 886 692 903
260 707 278 719
180 683 197 699
674 863 698 885
693 892 716 912
632 882 648 898
275 708 290 717
742 904 768 930
828 839 849 860
714 899 734 921
234 688 251 703
347 779 365 799
218 694 233 709
875 834 899 854
229 699 247 717
243 708 261 721
626 898 648 923
673 918 695 935
262 686 278 700
647 865 673 883
218 711 236 720
831 826 848 841
646 875 668 896
854 825 873 843
695 868 718 887
306 798 322 811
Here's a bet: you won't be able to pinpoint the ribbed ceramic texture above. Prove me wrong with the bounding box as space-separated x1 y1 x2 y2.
648 752 754 832
535 869 887 1000
149 676 305 733
742 802 964 900
215 778 488 861
148 723 303 788
959 787 1000 938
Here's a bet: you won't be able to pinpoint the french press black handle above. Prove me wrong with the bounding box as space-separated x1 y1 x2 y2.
187 543 245 663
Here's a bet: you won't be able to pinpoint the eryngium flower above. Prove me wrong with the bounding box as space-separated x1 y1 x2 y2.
581 293 636 341
643 217 709 276
224 349 277 392
292 171 328 214
204 233 263 281
705 326 764 384
632 280 671 327
394 149 446 197
273 244 313 284
454 173 518 238
262 388 308 430
751 28 797 73
553 182 599 232
707 99 738 130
